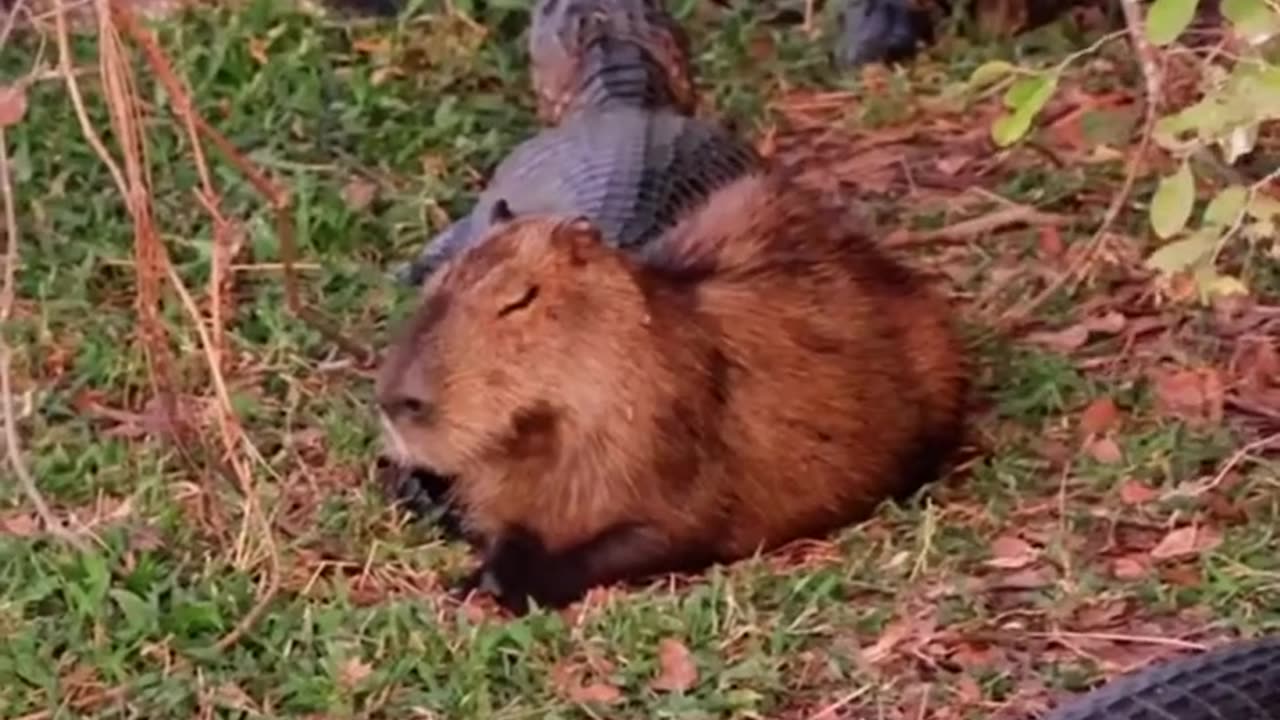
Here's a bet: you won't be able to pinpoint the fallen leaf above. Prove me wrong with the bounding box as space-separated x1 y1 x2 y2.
338 657 373 690
0 84 27 127
342 177 378 212
352 35 391 55
986 567 1055 590
1118 479 1159 505
987 535 1038 569
1150 525 1223 561
1074 599 1129 629
0 512 39 537
1038 224 1065 257
1159 562 1204 587
1204 491 1247 523
1027 324 1089 352
248 36 270 65
955 673 983 704
1112 556 1150 580
572 682 623 704
552 660 622 705
1079 396 1119 435
936 155 973 176
1151 368 1225 425
651 638 698 693
862 618 914 664
1086 436 1124 464
1082 311 1127 335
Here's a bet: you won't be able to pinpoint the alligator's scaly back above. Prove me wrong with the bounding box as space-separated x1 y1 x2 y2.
396 107 762 286
529 0 697 123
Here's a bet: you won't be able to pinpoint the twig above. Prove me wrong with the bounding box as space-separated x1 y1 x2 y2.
109 0 375 366
1173 430 1280 498
892 206 1067 246
1037 630 1208 651
100 0 286 650
0 127 89 553
804 687 871 720
997 1 1160 328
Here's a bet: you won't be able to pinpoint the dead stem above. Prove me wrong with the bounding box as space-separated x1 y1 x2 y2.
997 0 1160 329
109 0 375 366
0 127 90 552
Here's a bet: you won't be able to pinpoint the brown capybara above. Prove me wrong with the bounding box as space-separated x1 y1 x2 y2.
375 169 969 613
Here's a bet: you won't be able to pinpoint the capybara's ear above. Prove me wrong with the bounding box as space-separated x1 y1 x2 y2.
489 198 516 225
552 215 604 265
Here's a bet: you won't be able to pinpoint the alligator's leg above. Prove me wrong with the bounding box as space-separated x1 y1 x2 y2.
394 214 475 287
832 0 935 69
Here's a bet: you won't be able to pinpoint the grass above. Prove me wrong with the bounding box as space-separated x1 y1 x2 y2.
2 0 1280 718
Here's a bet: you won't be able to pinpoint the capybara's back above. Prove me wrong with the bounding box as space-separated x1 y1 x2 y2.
640 171 969 556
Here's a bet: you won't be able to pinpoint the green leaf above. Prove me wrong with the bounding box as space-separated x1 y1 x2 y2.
1146 0 1201 46
1148 161 1197 239
110 588 155 637
1222 0 1280 41
1003 75 1048 110
967 60 1017 92
1203 272 1250 299
991 74 1059 147
1203 185 1248 226
1145 228 1219 275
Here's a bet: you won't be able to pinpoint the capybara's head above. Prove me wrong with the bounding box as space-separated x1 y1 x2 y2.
375 202 644 475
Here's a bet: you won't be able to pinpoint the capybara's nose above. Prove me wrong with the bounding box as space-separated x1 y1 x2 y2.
378 391 436 424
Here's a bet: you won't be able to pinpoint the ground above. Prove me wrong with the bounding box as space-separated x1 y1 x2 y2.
1 1 1278 718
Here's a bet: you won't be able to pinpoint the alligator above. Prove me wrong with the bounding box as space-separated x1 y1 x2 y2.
529 0 698 125
1043 632 1280 720
393 0 763 287
394 101 762 286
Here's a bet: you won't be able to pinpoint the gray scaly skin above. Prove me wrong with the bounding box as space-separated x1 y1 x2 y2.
394 0 761 287
1044 632 1280 720
528 0 698 124
395 103 761 285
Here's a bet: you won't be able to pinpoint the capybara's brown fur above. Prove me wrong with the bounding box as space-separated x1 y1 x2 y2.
375 170 969 612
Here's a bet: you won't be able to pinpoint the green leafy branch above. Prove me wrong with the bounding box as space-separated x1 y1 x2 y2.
971 0 1280 305
1140 0 1280 302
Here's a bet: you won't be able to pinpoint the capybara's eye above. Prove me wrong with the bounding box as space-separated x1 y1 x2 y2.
497 285 540 318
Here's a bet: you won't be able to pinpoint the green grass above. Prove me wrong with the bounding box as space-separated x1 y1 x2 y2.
2 1 1279 718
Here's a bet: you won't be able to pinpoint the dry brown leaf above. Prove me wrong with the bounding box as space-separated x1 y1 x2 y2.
573 682 623 704
1038 224 1065 257
1082 311 1127 335
862 618 914 664
1026 324 1089 352
1118 479 1159 505
1086 437 1124 465
0 84 27 128
0 512 39 537
338 657 373 690
651 638 698 693
1150 525 1223 561
988 568 1055 590
1079 397 1119 436
954 673 983 704
936 155 973 176
1075 600 1129 629
1111 556 1150 580
342 177 378 212
552 660 623 705
1151 368 1225 426
987 535 1038 569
